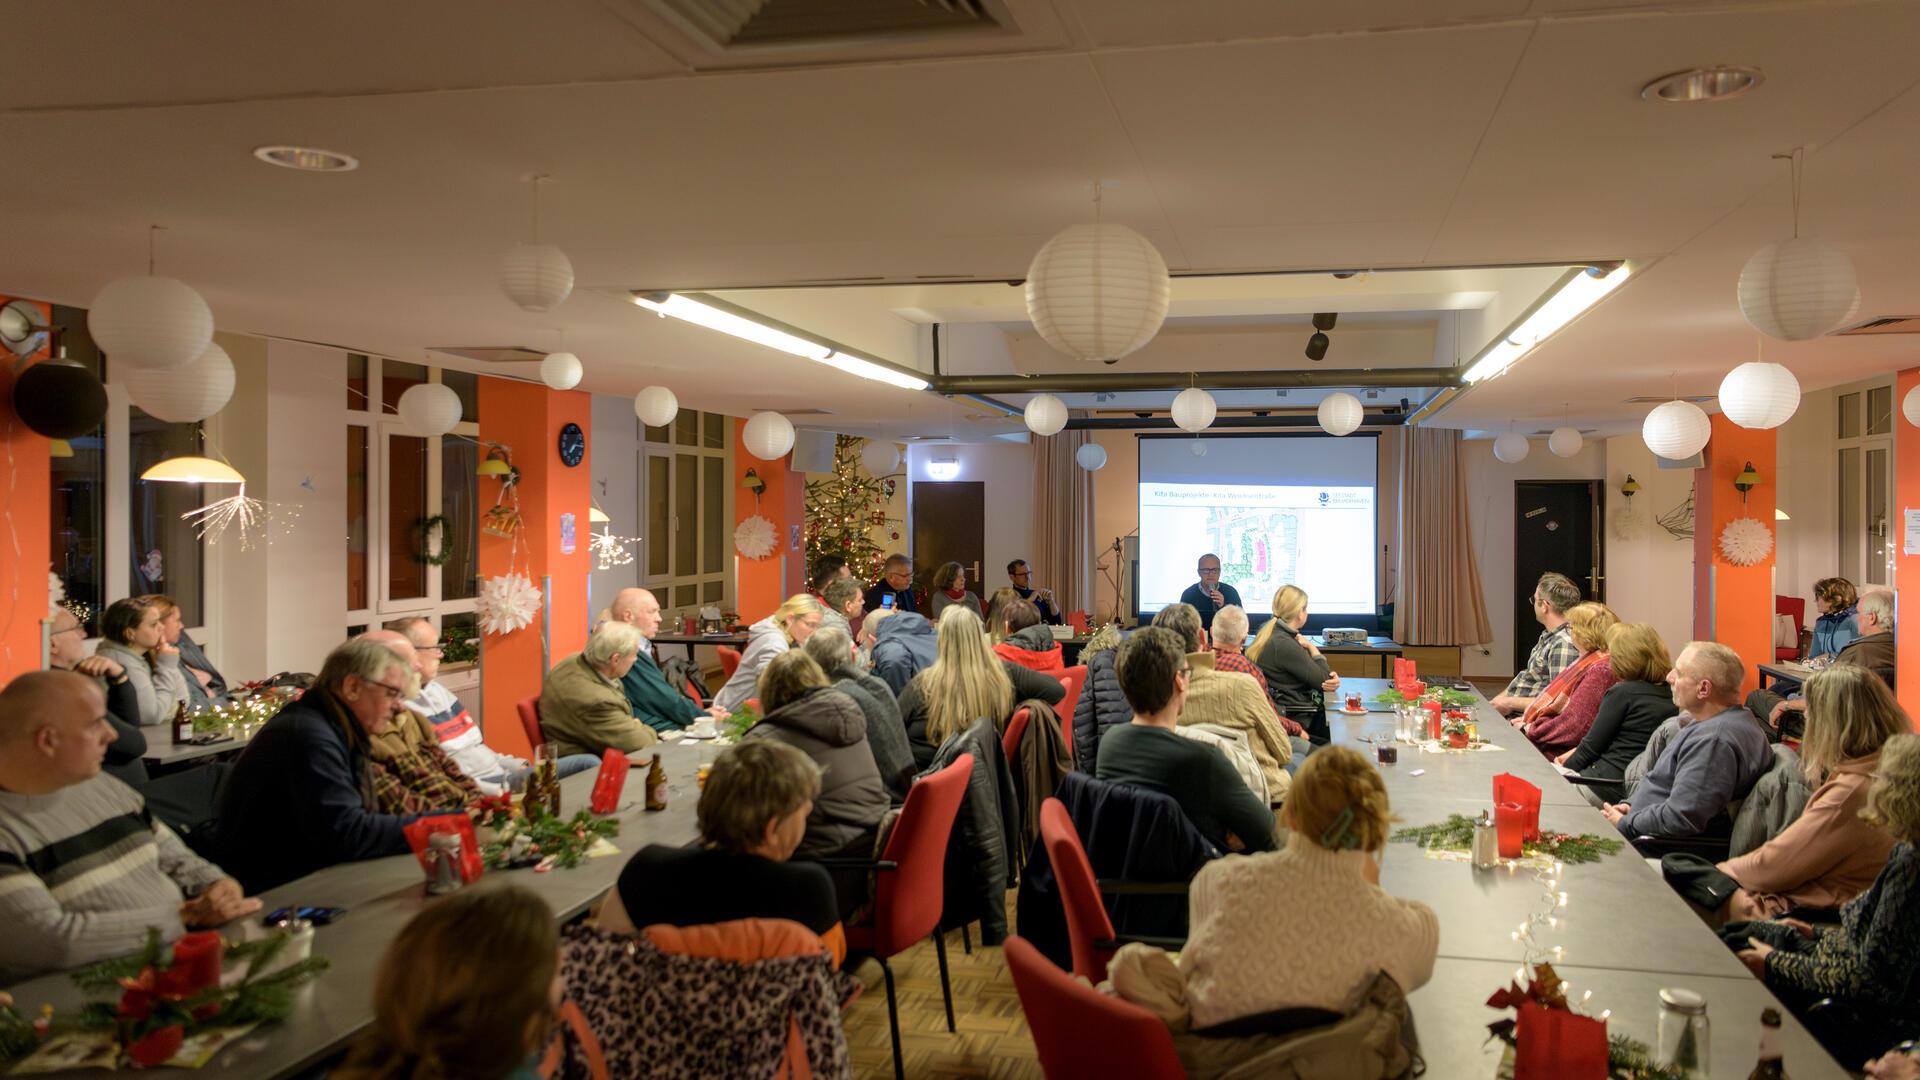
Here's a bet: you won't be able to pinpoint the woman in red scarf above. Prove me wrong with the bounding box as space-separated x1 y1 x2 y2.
929 561 983 622
1516 602 1619 757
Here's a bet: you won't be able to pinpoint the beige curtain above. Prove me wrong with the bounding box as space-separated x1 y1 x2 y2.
1033 431 1095 618
1393 427 1493 646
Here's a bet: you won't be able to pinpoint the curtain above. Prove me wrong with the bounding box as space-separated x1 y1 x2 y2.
1393 426 1493 646
1033 431 1095 618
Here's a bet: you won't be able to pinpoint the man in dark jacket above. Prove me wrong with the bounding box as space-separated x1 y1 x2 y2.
868 608 937 696
863 553 920 617
1072 630 1131 769
802 629 915 799
212 638 417 893
611 587 723 732
1007 559 1062 625
1177 554 1242 632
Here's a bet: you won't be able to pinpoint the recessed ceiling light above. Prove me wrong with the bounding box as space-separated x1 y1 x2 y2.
1639 66 1763 103
252 145 359 172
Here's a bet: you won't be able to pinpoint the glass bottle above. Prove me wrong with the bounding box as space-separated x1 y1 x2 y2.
1657 987 1710 1079
172 701 193 745
1748 1007 1786 1079
645 754 668 812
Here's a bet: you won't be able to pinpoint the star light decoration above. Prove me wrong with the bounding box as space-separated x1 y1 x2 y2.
180 484 301 550
589 526 639 570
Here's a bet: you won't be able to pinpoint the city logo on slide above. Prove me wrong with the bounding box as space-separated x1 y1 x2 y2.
1318 491 1329 505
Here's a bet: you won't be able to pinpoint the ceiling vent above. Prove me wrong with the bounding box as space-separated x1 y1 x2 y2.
1833 316 1920 336
635 0 1007 51
429 345 546 364
1620 395 1714 404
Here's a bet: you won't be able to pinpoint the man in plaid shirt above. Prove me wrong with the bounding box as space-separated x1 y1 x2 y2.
1491 572 1583 716
359 630 478 815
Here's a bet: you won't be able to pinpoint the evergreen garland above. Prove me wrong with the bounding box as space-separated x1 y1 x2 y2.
1391 813 1625 864
804 435 900 584
476 799 620 871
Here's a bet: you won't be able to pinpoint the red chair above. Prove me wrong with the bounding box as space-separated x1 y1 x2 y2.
1004 935 1185 1080
1002 706 1033 762
1055 667 1086 761
1040 798 1118 983
516 695 545 751
1775 595 1807 661
717 645 743 680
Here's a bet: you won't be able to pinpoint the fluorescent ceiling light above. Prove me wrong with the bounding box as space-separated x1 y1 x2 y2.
141 456 244 484
822 351 930 391
635 292 930 390
1463 265 1631 384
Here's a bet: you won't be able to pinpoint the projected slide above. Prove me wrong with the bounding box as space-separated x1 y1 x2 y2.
1137 483 1376 616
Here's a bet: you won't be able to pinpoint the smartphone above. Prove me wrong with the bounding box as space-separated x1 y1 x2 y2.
881 594 895 609
264 905 347 926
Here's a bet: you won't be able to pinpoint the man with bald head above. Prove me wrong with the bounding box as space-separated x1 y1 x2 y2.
611 587 726 733
0 671 258 979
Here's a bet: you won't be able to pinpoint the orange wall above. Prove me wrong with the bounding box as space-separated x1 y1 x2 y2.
734 417 806 621
1691 415 1776 696
0 298 53 685
477 380 591 759
1897 367 1920 727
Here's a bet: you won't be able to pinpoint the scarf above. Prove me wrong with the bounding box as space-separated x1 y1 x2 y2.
943 587 967 601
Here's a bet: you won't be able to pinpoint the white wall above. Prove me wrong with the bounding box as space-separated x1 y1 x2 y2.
205 331 271 678
1601 434 1696 656
263 339 348 675
1775 385 1838 600
905 441 1035 599
588 393 642 617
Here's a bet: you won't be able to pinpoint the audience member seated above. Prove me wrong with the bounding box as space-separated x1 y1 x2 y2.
982 586 1023 644
357 629 480 816
1248 585 1339 746
213 638 420 892
0 671 259 980
866 606 935 696
46 605 147 786
713 594 824 714
1096 627 1277 853
1751 587 1898 741
802 627 914 798
1602 642 1772 843
94 597 189 726
1490 571 1583 716
540 622 661 758
1153 603 1293 803
929 560 984 621
819 576 864 645
1734 733 1920 1042
140 594 229 711
1007 558 1062 624
333 885 560 1080
863 552 920 616
993 598 1066 676
1518 602 1619 757
1717 665 1905 922
1558 622 1676 804
1179 553 1242 631
1209 605 1311 757
1808 576 1861 661
610 587 725 733
809 554 850 598
901 607 1063 769
1072 624 1130 769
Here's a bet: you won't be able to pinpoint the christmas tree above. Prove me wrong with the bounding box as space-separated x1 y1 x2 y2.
804 435 900 583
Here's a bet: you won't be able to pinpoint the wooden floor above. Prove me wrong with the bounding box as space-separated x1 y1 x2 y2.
843 910 1043 1079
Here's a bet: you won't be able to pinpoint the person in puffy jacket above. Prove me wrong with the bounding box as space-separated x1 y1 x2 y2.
802 627 915 798
1072 624 1131 770
712 595 824 714
866 607 937 697
992 599 1066 677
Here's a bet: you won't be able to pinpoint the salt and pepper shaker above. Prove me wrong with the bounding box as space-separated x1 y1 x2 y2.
425 832 464 895
1472 810 1500 869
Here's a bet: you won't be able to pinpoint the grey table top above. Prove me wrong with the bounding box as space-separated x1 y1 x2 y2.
141 733 252 767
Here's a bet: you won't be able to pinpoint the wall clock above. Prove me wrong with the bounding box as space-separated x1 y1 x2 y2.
557 422 586 467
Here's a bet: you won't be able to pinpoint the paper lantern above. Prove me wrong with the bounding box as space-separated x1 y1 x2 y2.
11 359 107 438
1904 385 1920 428
1189 441 1208 457
1493 433 1531 464
1024 223 1170 362
1547 427 1583 458
742 411 795 461
633 385 678 428
397 383 463 436
498 243 574 313
1642 400 1712 460
1317 392 1363 436
1024 393 1067 437
1170 387 1217 433
540 351 582 390
88 275 213 372
122 342 234 423
1076 442 1108 471
860 439 900 476
1717 361 1800 429
1737 237 1858 341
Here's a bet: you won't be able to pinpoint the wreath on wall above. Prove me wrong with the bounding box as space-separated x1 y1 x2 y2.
413 514 453 566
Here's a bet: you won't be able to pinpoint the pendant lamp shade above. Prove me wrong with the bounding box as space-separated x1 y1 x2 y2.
1317 392 1364 436
633 385 678 428
1737 237 1859 341
141 456 243 483
1076 442 1108 471
1904 385 1920 429
1493 433 1531 464
1643 400 1712 460
539 351 582 390
1170 387 1217 433
11 359 108 439
498 243 574 313
1547 427 1583 458
742 411 795 461
397 383 463 436
88 276 214 372
1717 361 1801 429
122 342 234 423
1024 393 1068 437
1024 223 1170 363
860 439 900 476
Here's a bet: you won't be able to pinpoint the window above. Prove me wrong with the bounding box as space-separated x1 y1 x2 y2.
643 411 733 617
1836 380 1894 587
128 409 207 626
48 309 105 627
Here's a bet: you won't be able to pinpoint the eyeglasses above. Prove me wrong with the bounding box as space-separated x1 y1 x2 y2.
363 679 409 700
50 626 85 638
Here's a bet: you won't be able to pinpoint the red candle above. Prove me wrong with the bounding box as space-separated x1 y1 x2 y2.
172 931 224 992
1494 802 1526 859
1422 700 1443 740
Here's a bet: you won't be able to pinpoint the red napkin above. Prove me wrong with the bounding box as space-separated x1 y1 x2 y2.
1514 1002 1607 1079
402 813 484 884
591 749 631 814
1495 773 1543 841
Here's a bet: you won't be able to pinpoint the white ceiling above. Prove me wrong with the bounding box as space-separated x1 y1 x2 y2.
1 0 1917 437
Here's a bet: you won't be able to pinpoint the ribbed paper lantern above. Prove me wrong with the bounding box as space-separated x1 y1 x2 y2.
1492 433 1531 464
633 385 678 428
1717 361 1800 429
1024 223 1170 363
1316 392 1363 436
1024 393 1067 436
1904 385 1920 428
1076 442 1108 471
860 439 899 475
540 351 582 390
1643 400 1712 460
1548 427 1583 458
88 276 213 372
1737 237 1859 341
397 383 463 436
742 411 795 461
1171 387 1217 433
11 359 107 438
498 243 574 313
123 342 234 423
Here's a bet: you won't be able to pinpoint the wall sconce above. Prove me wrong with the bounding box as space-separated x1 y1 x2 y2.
477 443 516 482
1620 475 1641 500
1733 461 1761 504
740 468 767 497
927 457 961 481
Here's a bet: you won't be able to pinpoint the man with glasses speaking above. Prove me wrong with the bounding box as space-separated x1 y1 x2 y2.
1180 553 1243 632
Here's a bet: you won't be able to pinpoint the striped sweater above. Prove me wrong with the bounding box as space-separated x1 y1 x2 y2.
0 774 228 979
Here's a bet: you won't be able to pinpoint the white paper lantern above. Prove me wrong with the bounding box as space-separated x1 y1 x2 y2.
860 439 900 476
1171 387 1217 433
1024 223 1171 363
1493 433 1531 464
88 276 214 372
397 383 463 436
1189 441 1208 457
1076 442 1108 471
498 243 574 313
1717 361 1801 429
1547 427 1583 458
1642 400 1712 460
1737 237 1859 341
540 351 582 390
1904 385 1920 428
1024 393 1067 437
633 385 678 428
1316 392 1363 436
122 342 234 423
742 411 795 461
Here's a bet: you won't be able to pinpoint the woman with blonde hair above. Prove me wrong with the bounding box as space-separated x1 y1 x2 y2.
982 586 1023 644
1717 665 1907 920
1248 585 1338 746
1518 602 1619 757
1559 622 1676 803
713 593 825 713
899 606 1061 767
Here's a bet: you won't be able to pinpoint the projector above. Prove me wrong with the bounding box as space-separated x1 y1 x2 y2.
1323 627 1369 645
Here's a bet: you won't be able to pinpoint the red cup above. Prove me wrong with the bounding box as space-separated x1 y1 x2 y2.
1423 700 1443 740
172 931 224 992
1494 801 1526 859
1344 692 1363 712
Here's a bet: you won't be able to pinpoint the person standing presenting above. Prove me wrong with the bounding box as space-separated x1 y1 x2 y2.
1179 554 1242 631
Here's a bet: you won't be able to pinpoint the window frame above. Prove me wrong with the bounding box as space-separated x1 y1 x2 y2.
1834 376 1896 588
641 411 734 618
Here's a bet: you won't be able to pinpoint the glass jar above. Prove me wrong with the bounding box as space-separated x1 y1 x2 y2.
1656 987 1709 1078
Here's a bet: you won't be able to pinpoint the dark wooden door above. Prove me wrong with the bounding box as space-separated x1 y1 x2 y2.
911 481 985 596
1513 480 1603 672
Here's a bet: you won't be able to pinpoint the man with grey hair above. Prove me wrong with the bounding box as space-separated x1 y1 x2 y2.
540 620 659 759
1491 571 1584 716
211 638 421 892
1602 641 1771 844
1750 588 1898 740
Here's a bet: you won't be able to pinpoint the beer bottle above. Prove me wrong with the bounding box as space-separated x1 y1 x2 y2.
1748 1007 1786 1079
172 701 194 745
645 754 668 812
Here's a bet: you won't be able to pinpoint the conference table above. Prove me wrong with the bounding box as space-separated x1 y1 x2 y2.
1758 659 1816 691
1307 634 1405 678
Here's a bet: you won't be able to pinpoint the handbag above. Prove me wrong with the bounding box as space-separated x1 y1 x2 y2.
1660 852 1741 911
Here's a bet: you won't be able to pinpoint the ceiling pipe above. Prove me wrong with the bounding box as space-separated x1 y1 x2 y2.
1067 412 1405 430
930 366 1457 393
